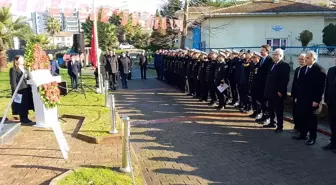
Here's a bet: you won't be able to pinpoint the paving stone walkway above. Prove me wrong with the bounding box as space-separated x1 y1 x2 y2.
113 78 336 185
0 118 122 185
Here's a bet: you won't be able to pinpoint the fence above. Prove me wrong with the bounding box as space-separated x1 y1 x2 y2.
203 46 336 93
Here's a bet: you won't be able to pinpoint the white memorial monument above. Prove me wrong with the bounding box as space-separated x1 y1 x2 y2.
27 70 61 128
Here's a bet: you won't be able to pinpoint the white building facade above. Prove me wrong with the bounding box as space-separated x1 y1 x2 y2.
180 0 336 50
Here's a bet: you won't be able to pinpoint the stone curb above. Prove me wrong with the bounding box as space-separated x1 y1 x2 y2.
130 144 148 185
66 112 123 144
284 116 331 137
49 168 76 185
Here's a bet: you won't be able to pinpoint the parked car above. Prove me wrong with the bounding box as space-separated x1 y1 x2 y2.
119 43 134 49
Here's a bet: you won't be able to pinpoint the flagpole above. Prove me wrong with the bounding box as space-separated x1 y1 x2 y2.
93 0 102 93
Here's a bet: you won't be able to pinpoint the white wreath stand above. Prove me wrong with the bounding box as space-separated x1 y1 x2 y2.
27 69 69 160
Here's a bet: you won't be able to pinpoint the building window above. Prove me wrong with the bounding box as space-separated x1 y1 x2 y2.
266 38 287 50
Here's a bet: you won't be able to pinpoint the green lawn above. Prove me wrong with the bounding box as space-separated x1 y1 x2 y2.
0 65 119 138
58 167 143 185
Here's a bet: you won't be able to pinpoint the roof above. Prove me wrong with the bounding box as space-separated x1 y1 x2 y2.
210 0 336 14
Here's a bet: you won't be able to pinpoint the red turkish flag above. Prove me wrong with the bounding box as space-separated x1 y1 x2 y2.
51 0 62 7
15 0 28 12
113 9 119 15
90 24 97 68
63 8 74 18
132 14 138 26
121 11 129 26
154 17 160 30
33 0 45 12
78 4 89 21
48 8 61 17
65 0 77 8
0 0 10 7
147 16 153 28
90 8 99 21
101 8 110 23
161 17 167 30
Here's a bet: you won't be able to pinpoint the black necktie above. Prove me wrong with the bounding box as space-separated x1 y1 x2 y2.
305 67 310 74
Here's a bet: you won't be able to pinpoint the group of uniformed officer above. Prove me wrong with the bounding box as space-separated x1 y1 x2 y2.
153 47 268 115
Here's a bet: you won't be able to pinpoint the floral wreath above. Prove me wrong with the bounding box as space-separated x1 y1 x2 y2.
24 41 61 109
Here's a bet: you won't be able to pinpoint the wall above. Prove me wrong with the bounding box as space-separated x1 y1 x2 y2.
201 15 326 48
324 18 336 27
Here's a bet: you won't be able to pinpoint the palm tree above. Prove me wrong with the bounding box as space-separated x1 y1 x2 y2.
0 6 30 71
46 17 61 46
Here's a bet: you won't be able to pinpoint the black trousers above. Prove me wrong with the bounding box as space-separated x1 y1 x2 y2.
140 66 147 79
70 74 78 89
155 66 160 78
251 91 259 113
296 102 318 139
267 96 284 129
238 84 249 109
127 71 132 80
200 79 208 101
229 80 238 103
257 96 268 115
187 77 194 95
209 83 217 103
120 73 128 88
328 104 336 144
108 73 117 88
194 78 201 98
216 89 226 108
292 99 298 130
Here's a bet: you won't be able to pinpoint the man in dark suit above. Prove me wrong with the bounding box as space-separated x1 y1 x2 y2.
293 51 326 145
126 51 133 80
255 45 273 123
105 49 119 90
249 52 262 118
291 53 306 132
118 52 131 89
323 62 336 152
68 54 81 90
138 50 148 79
263 48 290 132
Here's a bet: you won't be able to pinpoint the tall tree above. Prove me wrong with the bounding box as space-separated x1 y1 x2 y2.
160 0 183 17
108 13 150 49
322 23 336 52
46 17 61 46
82 8 118 51
180 0 189 49
0 6 31 71
297 30 313 47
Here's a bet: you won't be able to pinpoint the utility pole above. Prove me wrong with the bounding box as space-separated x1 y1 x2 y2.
180 0 189 49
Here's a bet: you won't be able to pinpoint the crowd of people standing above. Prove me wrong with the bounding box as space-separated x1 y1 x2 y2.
153 45 336 153
94 50 148 89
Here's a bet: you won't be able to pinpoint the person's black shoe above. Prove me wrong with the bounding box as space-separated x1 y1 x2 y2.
21 119 33 124
292 134 308 140
263 124 276 128
305 137 316 145
249 112 258 118
216 106 225 111
256 117 266 122
322 143 336 150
